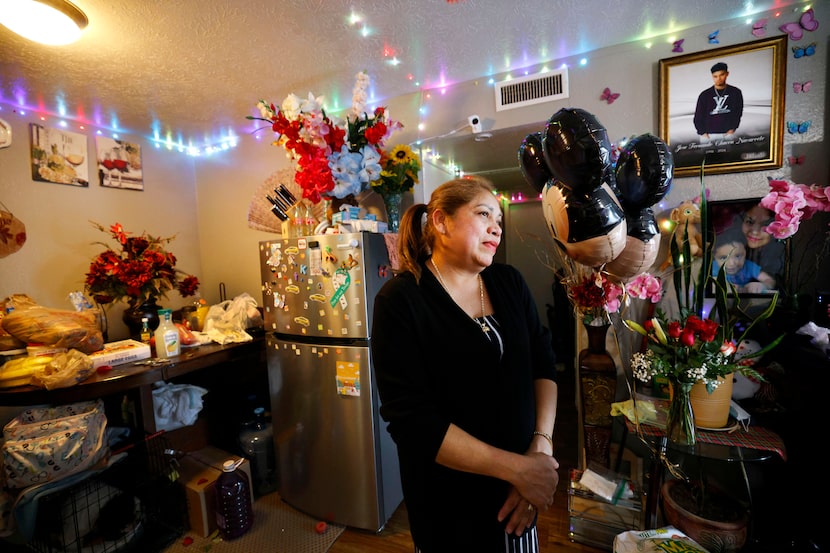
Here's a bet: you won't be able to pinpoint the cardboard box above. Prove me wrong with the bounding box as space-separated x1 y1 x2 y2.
178 457 220 537
177 447 253 537
87 339 151 368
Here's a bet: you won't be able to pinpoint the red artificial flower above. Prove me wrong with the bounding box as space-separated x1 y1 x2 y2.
667 321 682 339
85 222 200 307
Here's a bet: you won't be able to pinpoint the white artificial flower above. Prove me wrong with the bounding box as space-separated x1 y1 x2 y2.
256 100 273 119
281 94 303 120
350 71 370 118
300 92 325 116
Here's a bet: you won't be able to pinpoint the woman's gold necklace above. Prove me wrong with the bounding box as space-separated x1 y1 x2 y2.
430 258 490 334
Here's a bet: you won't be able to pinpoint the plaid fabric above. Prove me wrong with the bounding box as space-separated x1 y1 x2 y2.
625 419 787 461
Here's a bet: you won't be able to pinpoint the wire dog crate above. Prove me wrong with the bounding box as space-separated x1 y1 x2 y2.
27 432 186 553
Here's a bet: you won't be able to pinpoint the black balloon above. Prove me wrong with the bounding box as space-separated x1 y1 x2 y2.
518 132 551 193
626 207 660 240
542 108 614 195
614 133 673 210
541 179 627 267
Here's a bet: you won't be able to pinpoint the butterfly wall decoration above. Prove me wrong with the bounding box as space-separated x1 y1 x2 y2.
600 87 620 104
787 121 811 134
779 8 819 41
788 154 806 166
793 81 812 94
708 30 719 44
672 39 684 53
793 43 817 59
751 19 767 37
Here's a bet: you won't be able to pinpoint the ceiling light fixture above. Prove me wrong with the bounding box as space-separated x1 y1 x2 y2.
0 0 88 46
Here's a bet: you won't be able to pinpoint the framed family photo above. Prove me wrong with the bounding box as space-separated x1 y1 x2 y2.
705 197 786 299
659 36 787 178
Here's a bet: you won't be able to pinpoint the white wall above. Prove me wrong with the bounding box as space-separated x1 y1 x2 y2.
0 122 202 341
1 4 827 343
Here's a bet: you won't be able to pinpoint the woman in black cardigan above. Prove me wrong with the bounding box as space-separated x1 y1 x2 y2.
371 176 560 552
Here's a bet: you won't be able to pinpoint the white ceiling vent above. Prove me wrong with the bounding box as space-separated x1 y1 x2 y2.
494 68 569 111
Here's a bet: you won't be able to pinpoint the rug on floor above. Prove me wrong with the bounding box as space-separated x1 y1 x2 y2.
163 492 345 553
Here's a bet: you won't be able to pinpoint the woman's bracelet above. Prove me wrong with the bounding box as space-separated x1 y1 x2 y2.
533 431 553 447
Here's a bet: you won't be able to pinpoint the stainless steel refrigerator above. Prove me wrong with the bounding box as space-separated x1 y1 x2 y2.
258 231 403 532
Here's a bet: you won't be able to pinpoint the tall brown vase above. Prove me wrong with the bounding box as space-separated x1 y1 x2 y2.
578 322 617 468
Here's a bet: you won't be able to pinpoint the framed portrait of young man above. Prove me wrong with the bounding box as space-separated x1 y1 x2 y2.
659 36 787 177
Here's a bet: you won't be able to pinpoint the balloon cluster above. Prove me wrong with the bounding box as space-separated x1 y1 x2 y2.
519 108 674 281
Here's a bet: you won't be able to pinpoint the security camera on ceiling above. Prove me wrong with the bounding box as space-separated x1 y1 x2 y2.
468 115 482 134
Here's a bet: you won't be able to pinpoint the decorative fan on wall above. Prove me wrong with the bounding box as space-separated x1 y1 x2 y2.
247 167 326 234
0 202 27 257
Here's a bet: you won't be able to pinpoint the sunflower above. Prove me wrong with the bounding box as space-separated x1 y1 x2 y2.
387 144 418 166
372 144 422 196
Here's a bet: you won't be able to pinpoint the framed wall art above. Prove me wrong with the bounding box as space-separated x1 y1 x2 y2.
29 124 89 187
659 36 787 178
705 196 786 298
96 136 144 190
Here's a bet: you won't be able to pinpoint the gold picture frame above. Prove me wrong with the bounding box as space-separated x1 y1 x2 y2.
659 36 787 178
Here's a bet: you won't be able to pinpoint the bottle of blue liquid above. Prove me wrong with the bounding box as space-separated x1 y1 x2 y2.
215 458 254 539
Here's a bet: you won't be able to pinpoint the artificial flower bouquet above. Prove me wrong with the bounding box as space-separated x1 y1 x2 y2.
84 222 200 307
249 71 403 204
372 143 422 196
564 268 624 326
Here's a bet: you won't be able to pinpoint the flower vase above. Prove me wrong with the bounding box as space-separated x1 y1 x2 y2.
690 374 733 429
577 321 617 468
667 378 696 447
123 297 161 340
381 192 403 233
94 302 109 343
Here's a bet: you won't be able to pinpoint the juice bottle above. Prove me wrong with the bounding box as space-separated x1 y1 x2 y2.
154 309 180 358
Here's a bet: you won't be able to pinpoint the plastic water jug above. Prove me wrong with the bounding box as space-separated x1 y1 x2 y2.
238 407 277 497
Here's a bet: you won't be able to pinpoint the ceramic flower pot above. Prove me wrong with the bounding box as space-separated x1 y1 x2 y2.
690 374 733 429
661 478 749 553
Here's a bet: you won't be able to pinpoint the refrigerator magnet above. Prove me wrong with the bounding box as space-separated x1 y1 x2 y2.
336 361 361 397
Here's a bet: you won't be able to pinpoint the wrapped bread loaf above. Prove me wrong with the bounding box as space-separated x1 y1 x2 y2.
0 294 35 351
1 307 104 354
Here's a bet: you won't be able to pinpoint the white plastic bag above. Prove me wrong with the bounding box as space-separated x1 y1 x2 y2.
31 349 96 390
203 293 260 344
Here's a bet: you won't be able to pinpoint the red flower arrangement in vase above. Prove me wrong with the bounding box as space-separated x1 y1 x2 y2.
84 222 200 308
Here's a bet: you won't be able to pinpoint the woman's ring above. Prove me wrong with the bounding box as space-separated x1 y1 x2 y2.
526 503 534 512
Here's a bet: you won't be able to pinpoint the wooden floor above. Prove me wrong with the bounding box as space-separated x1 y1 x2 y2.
329 363 605 553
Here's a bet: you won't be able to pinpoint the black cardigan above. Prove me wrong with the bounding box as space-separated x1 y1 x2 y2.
371 262 557 551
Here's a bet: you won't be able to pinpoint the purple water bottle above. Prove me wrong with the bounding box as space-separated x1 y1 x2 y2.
215 458 254 539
